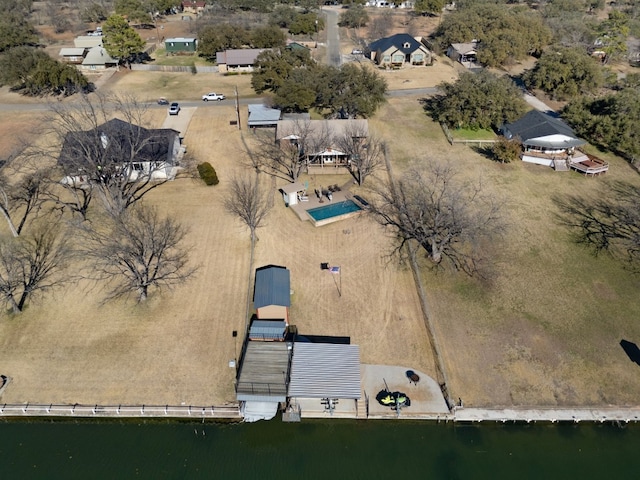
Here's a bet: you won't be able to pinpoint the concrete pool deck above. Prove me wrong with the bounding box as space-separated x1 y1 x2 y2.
288 180 366 226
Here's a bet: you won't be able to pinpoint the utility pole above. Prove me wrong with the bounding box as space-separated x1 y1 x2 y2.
235 85 241 130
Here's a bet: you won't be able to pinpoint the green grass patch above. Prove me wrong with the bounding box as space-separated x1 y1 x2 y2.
151 50 212 67
450 127 496 141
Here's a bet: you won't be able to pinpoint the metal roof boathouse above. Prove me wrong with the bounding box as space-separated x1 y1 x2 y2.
288 342 361 399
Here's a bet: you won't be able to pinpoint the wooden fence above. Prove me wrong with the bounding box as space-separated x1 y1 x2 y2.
130 64 218 73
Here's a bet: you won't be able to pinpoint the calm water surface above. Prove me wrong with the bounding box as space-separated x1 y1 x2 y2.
1 419 639 479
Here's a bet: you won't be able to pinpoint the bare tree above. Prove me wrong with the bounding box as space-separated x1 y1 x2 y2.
224 171 272 248
0 144 49 237
44 176 93 221
0 225 71 314
80 205 197 302
247 119 333 183
335 123 383 186
368 162 505 276
368 11 394 42
47 92 181 216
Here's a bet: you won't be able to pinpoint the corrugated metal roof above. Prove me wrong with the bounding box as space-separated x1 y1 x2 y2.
249 320 286 340
253 265 290 309
288 343 361 399
248 104 281 126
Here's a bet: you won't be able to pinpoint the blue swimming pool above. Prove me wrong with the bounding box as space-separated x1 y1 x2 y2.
307 199 362 222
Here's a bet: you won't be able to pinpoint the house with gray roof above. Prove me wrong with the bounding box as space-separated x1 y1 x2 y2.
216 48 266 73
80 46 117 70
58 118 182 185
368 33 431 68
501 110 585 166
447 41 479 67
501 110 608 174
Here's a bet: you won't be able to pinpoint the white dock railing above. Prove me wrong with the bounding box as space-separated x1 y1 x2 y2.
0 403 241 419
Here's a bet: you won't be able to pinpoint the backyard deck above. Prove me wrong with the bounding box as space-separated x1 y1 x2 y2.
521 150 609 175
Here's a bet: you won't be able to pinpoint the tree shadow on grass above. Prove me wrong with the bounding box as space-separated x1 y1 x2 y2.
620 339 640 366
470 144 495 162
552 181 640 271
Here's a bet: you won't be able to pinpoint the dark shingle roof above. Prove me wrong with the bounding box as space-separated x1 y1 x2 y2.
58 118 178 171
503 110 581 144
369 33 423 55
253 265 290 309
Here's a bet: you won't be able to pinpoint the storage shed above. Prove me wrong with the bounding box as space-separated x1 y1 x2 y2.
253 265 291 324
165 37 197 53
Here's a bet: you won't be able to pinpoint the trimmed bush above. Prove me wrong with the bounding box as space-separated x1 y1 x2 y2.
197 162 219 186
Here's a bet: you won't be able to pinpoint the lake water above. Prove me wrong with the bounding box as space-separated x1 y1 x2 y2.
1 418 639 479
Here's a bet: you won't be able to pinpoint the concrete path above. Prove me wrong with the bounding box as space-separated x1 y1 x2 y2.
454 407 640 424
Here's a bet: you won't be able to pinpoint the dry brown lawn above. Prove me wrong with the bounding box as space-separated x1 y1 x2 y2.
2 18 640 409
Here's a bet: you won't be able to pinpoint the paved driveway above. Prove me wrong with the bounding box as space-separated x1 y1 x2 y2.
161 106 196 137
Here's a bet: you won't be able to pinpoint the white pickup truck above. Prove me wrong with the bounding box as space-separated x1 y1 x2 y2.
202 92 226 101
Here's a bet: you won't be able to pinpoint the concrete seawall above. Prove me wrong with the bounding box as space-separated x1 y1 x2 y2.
3 401 640 424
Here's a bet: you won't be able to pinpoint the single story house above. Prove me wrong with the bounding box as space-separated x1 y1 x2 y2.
216 48 265 73
396 1 416 8
275 119 368 174
59 47 86 64
165 37 197 53
253 265 291 324
80 46 117 70
247 104 281 129
181 0 206 14
58 118 182 185
501 110 608 174
74 35 103 49
447 41 479 67
368 33 431 68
